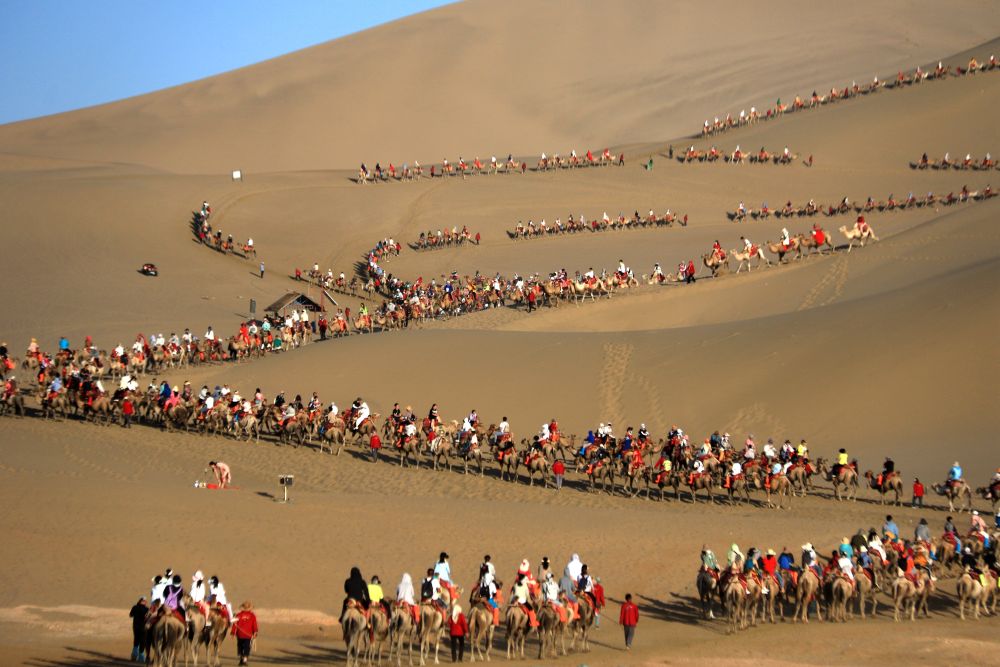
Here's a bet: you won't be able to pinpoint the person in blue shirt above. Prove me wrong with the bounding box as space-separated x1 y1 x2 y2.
778 547 795 572
882 515 899 541
58 337 70 351
838 538 854 559
948 461 963 483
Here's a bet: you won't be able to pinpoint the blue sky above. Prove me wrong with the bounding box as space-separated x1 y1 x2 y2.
0 1 452 125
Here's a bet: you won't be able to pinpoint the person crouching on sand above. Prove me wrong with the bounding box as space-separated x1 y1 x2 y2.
209 461 231 488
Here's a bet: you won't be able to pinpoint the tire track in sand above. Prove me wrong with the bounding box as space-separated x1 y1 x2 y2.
797 254 848 311
598 342 633 427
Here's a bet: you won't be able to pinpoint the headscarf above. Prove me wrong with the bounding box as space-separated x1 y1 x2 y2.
452 604 462 622
397 573 415 604
566 554 582 581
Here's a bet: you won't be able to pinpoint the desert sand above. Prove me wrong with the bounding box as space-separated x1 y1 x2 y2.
1 1 1000 665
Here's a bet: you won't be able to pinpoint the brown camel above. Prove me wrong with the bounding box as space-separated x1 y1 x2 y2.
342 603 369 667
933 480 974 512
816 458 858 501
826 576 855 622
418 589 451 666
537 600 568 659
687 472 715 504
702 252 729 277
523 451 550 487
762 472 793 509
466 600 496 662
766 238 801 263
730 246 771 273
891 573 918 622
569 594 595 652
388 604 416 667
865 470 904 505
504 604 529 659
696 569 718 619
855 570 878 619
797 231 836 255
792 569 823 623
722 576 746 633
429 433 453 471
366 605 391 665
587 460 616 494
149 608 186 667
957 570 986 619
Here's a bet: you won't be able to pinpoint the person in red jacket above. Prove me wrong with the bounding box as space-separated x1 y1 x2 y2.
448 604 468 662
912 477 925 508
121 396 134 429
593 577 606 626
619 593 639 650
552 459 565 490
231 600 258 666
369 432 382 463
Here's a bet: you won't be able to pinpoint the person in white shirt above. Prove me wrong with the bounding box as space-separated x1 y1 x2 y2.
204 327 215 343
208 576 232 618
397 573 416 605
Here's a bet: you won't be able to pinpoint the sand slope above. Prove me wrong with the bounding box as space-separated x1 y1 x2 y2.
0 1 997 173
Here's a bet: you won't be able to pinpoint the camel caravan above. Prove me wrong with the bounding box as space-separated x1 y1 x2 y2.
729 184 996 222
678 145 804 166
911 152 999 171
355 148 622 183
699 509 1000 634
699 54 999 138
509 209 687 240
191 201 256 260
338 554 604 666
410 225 480 250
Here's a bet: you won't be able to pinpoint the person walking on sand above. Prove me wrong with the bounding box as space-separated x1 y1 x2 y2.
209 461 231 489
448 603 468 662
232 601 258 666
259 262 265 279
619 593 638 650
129 596 149 662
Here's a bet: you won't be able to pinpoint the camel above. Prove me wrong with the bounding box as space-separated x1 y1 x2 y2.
933 480 974 512
761 472 793 509
466 600 495 662
760 571 787 623
816 459 858 501
397 432 425 468
457 437 486 476
587 460 616 494
696 569 718 619
956 570 986 619
231 413 260 443
278 416 309 447
351 315 375 335
429 433 453 471
317 420 346 455
702 252 729 277
164 404 191 432
730 246 771 273
537 601 568 659
766 238 801 263
183 602 207 666
366 605 391 665
687 472 715 504
743 574 763 628
504 604 529 660
826 576 855 622
724 472 752 506
522 450 550 487
976 481 1000 514
569 594 594 652
342 603 369 667
722 576 746 633
0 391 26 417
418 590 450 666
496 447 519 482
149 608 186 667
792 569 822 623
203 606 230 667
388 604 416 667
891 572 918 622
855 570 878 619
865 470 903 505
797 231 836 255
838 224 879 252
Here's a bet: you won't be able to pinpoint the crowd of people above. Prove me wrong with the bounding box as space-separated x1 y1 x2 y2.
338 550 636 662
701 504 1000 628
679 145 806 166
730 184 995 222
508 209 688 239
411 226 481 250
912 152 998 171
699 54 998 138
356 149 622 183
130 567 256 664
191 201 256 259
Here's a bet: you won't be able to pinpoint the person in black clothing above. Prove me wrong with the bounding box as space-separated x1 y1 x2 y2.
961 547 980 574
342 567 371 620
129 597 149 662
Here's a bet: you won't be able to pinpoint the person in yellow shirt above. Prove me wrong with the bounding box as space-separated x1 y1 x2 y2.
369 575 389 618
796 439 809 460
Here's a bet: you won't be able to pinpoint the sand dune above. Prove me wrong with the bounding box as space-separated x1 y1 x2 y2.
1 2 1000 664
0 1 997 173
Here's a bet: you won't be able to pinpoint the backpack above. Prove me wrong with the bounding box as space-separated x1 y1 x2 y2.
421 579 433 600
